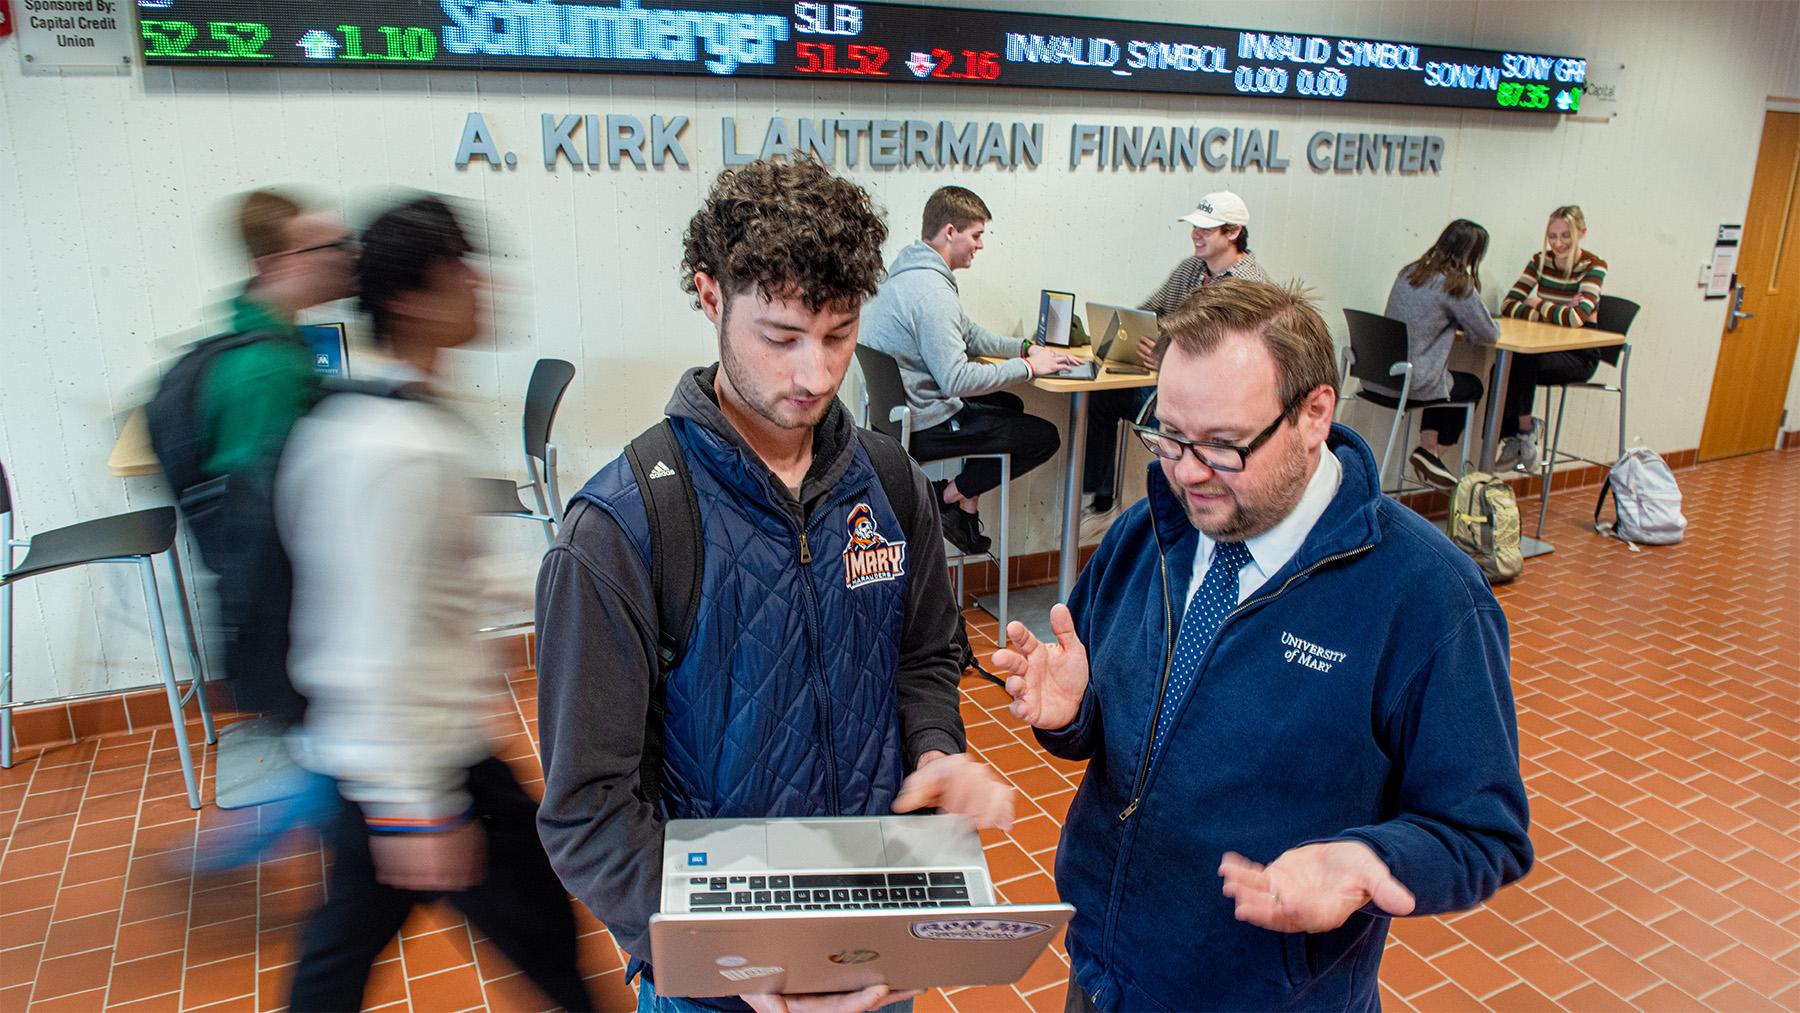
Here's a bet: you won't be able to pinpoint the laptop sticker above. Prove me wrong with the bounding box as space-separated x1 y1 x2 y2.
719 965 784 981
829 950 880 965
715 956 747 968
910 919 1052 942
687 852 707 867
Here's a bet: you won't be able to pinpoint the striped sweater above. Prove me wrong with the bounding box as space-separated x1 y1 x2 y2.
1500 251 1607 327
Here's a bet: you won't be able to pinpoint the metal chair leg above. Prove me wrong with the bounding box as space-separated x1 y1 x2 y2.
527 457 557 548
1537 387 1569 540
141 558 202 810
1615 345 1631 458
996 455 1010 649
1109 420 1128 505
1457 405 1474 478
1 571 12 771
166 541 215 745
1378 408 1405 494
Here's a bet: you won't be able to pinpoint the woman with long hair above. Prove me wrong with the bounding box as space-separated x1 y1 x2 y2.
1494 205 1609 469
1361 218 1499 489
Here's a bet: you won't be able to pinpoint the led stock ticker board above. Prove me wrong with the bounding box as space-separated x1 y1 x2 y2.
136 0 1587 114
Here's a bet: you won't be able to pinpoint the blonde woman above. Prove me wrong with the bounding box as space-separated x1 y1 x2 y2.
1493 205 1607 469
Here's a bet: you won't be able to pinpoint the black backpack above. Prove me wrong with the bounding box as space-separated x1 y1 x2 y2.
144 332 410 719
620 419 978 807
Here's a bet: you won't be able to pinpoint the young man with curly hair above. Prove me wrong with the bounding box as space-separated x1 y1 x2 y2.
534 158 1015 1013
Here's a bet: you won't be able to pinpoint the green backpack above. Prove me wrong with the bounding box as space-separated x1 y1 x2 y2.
1445 472 1523 584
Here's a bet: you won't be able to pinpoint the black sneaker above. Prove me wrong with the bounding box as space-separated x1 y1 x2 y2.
1089 493 1115 515
939 503 991 555
1409 447 1458 490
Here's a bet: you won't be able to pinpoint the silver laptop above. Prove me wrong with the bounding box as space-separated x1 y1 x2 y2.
1085 302 1159 374
649 815 1074 998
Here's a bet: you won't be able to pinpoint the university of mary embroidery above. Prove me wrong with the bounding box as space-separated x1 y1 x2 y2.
842 502 907 589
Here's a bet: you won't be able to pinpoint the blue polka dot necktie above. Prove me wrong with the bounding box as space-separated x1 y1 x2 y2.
1151 539 1253 762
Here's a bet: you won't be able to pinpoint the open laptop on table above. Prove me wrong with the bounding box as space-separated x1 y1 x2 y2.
1085 303 1158 376
649 815 1074 998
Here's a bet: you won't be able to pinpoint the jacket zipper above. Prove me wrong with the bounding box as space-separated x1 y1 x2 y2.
1116 541 1374 821
1119 518 1178 822
793 519 840 814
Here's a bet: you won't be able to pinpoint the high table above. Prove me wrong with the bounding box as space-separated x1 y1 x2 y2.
971 356 1158 640
1478 318 1624 557
108 407 158 477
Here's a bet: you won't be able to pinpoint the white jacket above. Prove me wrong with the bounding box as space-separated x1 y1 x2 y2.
275 364 493 826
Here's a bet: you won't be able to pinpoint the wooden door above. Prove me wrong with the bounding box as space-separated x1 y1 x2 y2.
1700 111 1800 460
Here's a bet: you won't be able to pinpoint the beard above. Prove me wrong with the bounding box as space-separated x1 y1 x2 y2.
1174 433 1310 541
716 307 836 432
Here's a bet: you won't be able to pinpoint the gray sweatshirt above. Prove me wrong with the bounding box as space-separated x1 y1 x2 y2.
1367 269 1501 402
859 240 1031 430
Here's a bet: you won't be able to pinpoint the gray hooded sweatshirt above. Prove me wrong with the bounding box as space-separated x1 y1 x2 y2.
859 240 1031 431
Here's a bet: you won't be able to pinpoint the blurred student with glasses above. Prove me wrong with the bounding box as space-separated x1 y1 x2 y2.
991 278 1532 1011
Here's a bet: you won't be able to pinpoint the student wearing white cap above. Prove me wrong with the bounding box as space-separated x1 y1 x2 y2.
1084 192 1274 517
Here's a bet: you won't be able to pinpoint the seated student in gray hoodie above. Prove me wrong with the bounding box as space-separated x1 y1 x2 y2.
860 186 1079 553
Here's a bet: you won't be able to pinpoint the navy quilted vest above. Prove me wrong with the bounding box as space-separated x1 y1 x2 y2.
573 415 910 819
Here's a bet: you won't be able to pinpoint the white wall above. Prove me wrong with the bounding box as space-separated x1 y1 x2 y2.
2 0 1796 700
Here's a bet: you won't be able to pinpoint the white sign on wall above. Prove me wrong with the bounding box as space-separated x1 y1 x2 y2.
1571 60 1623 122
16 0 135 69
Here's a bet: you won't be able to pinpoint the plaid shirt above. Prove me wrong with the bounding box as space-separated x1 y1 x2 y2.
1139 250 1273 318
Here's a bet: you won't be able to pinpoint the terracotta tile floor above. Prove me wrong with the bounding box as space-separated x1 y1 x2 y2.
1 450 1796 1012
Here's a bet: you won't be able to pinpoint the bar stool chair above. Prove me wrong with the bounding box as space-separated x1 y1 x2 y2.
1532 296 1638 538
854 346 1010 647
473 358 577 546
1339 309 1477 495
2 459 215 809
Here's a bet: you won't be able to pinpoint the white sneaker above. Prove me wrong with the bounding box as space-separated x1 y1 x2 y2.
1493 436 1524 471
1080 507 1118 546
1515 428 1540 471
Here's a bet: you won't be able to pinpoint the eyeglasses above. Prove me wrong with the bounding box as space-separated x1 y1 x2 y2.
1130 390 1308 473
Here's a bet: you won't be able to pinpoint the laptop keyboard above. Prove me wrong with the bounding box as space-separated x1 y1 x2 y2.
684 871 972 912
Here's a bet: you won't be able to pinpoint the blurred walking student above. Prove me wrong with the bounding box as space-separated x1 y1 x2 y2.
1360 219 1500 489
277 196 592 1012
1495 205 1608 470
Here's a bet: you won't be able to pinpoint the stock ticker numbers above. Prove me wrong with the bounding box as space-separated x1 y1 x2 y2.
137 0 1584 116
794 41 888 76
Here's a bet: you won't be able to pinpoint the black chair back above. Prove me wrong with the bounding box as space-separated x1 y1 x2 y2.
854 345 908 443
1587 296 1640 366
522 358 577 462
1342 309 1411 387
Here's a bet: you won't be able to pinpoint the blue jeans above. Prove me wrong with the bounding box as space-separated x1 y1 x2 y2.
636 975 915 1013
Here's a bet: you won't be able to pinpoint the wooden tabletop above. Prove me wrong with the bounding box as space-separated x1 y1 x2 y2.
108 407 159 478
978 348 1160 393
1493 316 1626 354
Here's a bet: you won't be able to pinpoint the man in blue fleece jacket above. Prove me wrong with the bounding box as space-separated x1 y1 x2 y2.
995 279 1532 1011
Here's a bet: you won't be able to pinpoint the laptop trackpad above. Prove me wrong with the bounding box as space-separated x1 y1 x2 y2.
766 819 886 869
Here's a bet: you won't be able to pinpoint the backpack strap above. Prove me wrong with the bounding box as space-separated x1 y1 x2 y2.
1593 476 1618 536
624 419 702 810
855 429 921 540
856 428 989 683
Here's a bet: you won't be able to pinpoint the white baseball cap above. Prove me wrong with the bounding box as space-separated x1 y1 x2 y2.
1178 191 1251 229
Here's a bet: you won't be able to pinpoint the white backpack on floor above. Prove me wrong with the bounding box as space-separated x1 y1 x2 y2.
1593 446 1686 548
